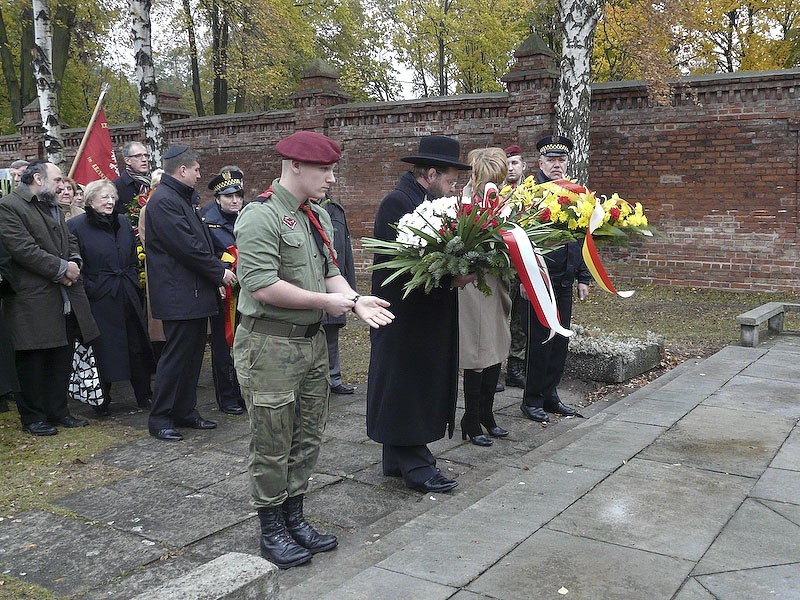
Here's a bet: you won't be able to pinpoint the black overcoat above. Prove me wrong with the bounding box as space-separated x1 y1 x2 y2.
0 186 99 351
144 174 224 321
68 209 155 382
321 197 356 328
366 172 459 445
112 170 149 215
0 236 19 395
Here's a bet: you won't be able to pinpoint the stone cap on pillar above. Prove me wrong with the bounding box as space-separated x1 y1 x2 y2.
291 58 351 110
502 32 560 91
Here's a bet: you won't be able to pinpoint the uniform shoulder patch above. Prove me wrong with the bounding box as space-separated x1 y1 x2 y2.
283 215 297 229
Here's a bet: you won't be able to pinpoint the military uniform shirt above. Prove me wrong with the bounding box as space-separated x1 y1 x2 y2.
235 181 340 325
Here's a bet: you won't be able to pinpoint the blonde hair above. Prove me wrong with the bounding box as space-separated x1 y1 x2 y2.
467 148 507 194
84 179 117 209
150 168 164 190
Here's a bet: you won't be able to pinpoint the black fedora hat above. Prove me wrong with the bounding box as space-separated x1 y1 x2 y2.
401 136 471 170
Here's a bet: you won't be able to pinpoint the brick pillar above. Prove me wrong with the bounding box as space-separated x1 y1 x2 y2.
290 59 351 130
502 33 560 148
18 99 44 160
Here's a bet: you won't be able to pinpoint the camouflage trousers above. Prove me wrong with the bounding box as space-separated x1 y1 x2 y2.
233 326 329 509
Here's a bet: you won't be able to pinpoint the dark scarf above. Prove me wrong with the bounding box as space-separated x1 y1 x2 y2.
86 206 119 232
127 170 152 191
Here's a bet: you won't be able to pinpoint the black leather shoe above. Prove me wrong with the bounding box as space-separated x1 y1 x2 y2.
23 421 57 436
486 425 509 438
150 427 183 441
53 415 89 428
92 403 111 417
468 434 493 447
136 396 152 410
330 383 355 395
505 372 526 388
545 401 581 417
175 417 217 429
220 405 245 415
414 473 458 493
520 404 549 422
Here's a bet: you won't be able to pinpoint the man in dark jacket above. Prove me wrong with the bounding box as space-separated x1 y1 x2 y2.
367 135 474 493
0 237 18 412
113 141 151 215
320 193 357 394
144 146 236 441
520 135 590 423
0 161 99 435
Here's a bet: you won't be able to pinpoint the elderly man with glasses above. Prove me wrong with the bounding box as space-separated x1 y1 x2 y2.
113 141 152 215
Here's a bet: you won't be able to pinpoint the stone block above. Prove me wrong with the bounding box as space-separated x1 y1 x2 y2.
130 552 278 600
566 340 663 383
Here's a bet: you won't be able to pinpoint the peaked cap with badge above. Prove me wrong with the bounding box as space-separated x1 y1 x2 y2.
401 135 471 170
208 170 244 196
276 131 341 165
536 135 573 157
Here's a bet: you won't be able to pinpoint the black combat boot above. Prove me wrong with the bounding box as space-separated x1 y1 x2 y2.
257 506 312 569
282 495 338 554
505 357 526 388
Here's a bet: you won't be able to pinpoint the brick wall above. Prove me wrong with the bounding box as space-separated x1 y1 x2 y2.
3 54 798 293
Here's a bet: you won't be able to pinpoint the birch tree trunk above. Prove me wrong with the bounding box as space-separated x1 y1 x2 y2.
130 0 165 168
556 0 602 185
31 0 65 168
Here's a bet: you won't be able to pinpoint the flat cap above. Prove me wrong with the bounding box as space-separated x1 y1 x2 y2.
536 135 573 157
276 131 341 165
504 144 522 157
164 145 190 160
208 169 244 195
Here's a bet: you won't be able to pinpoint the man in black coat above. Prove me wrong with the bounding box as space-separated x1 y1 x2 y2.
113 141 151 215
0 236 18 413
520 135 590 423
367 136 474 493
144 146 236 441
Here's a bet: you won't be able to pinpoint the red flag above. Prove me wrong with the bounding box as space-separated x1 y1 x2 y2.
71 108 120 186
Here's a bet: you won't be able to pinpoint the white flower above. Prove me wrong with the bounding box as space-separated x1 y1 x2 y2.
394 196 460 247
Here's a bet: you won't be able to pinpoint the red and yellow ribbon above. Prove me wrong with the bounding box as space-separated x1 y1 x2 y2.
582 199 634 298
220 246 239 346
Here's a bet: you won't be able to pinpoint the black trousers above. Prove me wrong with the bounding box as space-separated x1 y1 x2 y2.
15 314 78 425
148 318 206 431
522 285 574 409
208 311 243 411
382 444 437 487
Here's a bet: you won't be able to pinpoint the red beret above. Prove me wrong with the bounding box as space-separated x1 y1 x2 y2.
275 131 341 164
505 144 523 157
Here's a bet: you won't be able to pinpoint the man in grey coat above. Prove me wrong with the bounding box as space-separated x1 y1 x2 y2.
0 160 99 435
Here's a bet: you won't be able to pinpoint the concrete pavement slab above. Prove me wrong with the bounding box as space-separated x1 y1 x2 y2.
314 438 381 476
320 567 456 600
611 396 694 427
694 498 800 575
56 477 253 547
759 499 800 527
702 374 800 418
549 458 752 561
467 528 693 600
750 467 800 504
638 404 794 477
740 353 800 383
375 462 607 587
143 448 249 490
304 479 419 530
97 435 204 471
546 419 664 471
79 555 205 600
695 563 800 600
770 426 800 471
671 578 718 599
0 510 164 597
323 409 371 443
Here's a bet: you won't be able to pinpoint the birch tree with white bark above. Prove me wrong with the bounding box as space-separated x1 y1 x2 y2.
31 0 65 168
556 0 603 185
130 0 165 167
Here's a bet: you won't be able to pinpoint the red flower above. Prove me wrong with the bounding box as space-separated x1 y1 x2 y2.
610 207 621 221
540 207 552 222
558 195 571 206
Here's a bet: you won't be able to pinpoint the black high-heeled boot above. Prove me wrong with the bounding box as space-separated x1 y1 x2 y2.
479 363 509 438
462 369 493 447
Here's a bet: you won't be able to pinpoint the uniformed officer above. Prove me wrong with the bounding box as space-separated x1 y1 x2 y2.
233 130 394 569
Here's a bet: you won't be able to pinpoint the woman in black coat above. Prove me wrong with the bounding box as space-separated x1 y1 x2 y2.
67 180 155 415
201 168 245 415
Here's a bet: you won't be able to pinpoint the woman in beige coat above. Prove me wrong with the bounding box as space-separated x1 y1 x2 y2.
458 148 512 446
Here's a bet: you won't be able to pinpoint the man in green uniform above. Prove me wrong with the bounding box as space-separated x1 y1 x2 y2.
233 130 394 569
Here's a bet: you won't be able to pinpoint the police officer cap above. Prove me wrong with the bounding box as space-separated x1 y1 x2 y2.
536 135 573 157
208 169 244 195
504 144 523 158
163 145 190 160
275 131 341 165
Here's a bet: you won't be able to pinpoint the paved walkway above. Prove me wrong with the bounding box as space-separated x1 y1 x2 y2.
1 335 798 599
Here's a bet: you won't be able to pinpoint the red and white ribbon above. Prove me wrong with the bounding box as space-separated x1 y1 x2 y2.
501 224 573 340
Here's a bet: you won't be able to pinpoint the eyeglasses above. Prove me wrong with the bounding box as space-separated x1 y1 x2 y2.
127 153 150 160
96 193 118 201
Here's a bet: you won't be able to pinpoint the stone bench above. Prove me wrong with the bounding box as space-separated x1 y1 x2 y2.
130 552 279 600
736 302 800 347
